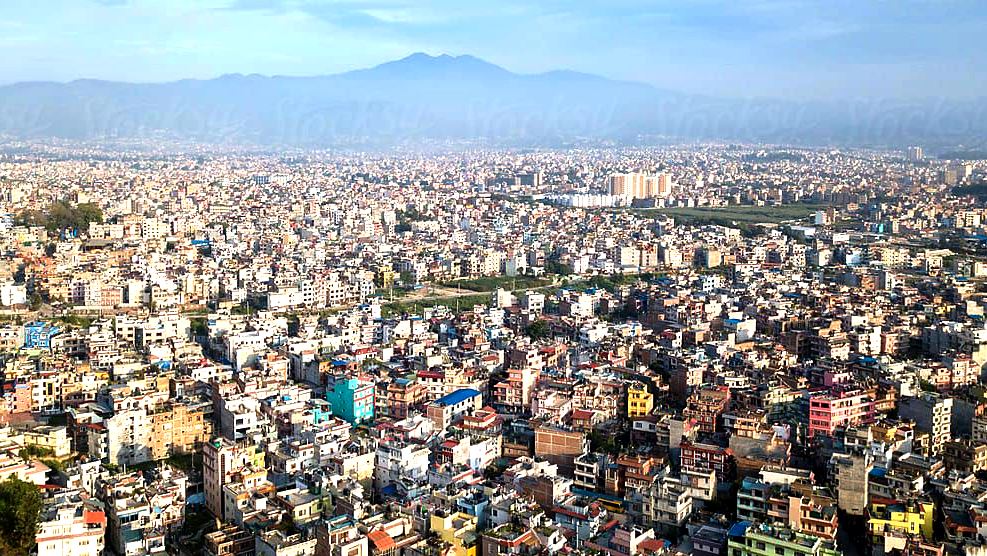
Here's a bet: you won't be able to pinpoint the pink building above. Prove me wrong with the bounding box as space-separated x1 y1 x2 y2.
808 390 874 438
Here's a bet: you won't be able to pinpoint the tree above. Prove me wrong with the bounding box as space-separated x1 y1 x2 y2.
16 200 103 233
0 477 42 555
525 319 550 340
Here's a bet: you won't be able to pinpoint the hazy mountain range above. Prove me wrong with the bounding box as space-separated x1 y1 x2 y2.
0 53 983 148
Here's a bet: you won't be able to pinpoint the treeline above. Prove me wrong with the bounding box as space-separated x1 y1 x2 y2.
953 183 987 197
16 200 103 232
939 150 987 161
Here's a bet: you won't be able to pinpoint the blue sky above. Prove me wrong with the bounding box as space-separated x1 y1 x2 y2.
2 0 985 99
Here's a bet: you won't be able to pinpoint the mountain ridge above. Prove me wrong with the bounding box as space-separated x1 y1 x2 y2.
0 52 982 147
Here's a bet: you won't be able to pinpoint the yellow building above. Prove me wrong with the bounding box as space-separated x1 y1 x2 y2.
430 511 478 556
376 267 395 289
867 499 934 542
627 383 653 418
149 401 213 460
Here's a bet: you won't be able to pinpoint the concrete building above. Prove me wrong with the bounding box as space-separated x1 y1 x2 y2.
900 393 953 456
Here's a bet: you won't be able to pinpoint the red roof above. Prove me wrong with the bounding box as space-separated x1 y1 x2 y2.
368 530 396 552
83 510 106 525
572 409 595 420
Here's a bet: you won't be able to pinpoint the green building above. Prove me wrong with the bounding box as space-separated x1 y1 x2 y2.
727 522 840 556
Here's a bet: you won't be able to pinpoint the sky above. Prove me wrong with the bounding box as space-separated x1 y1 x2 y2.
1 0 985 100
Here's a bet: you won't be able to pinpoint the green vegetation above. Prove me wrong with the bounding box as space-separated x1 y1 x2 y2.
442 275 553 292
40 458 65 473
525 319 550 340
176 506 215 552
394 207 433 232
166 453 196 471
741 151 807 163
44 413 68 427
0 477 42 555
940 150 987 161
588 429 628 456
382 293 491 317
18 445 54 460
53 314 93 329
953 183 987 198
190 317 208 337
16 200 103 233
629 203 828 227
578 272 659 292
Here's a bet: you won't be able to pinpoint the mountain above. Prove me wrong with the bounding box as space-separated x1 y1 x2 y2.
0 53 983 147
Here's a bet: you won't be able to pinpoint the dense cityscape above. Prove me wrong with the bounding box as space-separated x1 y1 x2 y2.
0 142 985 556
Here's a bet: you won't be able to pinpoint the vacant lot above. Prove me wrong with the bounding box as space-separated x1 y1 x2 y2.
441 275 554 292
639 203 828 226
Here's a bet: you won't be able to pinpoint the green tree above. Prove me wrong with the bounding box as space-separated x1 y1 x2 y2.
525 319 550 340
17 200 103 233
0 477 42 555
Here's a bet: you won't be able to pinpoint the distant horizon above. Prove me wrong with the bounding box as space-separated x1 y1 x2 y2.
2 1 986 101
1 51 984 106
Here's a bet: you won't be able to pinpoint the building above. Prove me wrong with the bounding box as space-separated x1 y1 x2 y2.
325 375 375 425
202 437 265 518
899 393 952 456
866 498 934 544
942 440 987 474
204 524 255 556
255 530 317 556
35 491 107 556
608 172 674 199
534 426 588 477
430 510 479 556
808 390 874 438
626 383 653 418
726 521 839 556
830 452 872 516
427 388 482 431
24 321 60 349
680 441 734 482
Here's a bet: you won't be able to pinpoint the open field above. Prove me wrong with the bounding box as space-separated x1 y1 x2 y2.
382 293 492 317
440 275 555 292
631 203 829 226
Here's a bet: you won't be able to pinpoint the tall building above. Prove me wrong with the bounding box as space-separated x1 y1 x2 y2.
808 390 874 438
906 146 924 161
325 375 375 425
829 451 872 516
899 393 952 456
608 172 674 199
627 383 653 418
202 438 265 518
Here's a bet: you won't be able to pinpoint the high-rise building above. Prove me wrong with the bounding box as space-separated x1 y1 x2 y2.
202 438 265 518
906 146 924 161
899 393 952 456
609 172 674 199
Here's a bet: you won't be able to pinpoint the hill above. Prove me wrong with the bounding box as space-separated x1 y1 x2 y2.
0 53 983 147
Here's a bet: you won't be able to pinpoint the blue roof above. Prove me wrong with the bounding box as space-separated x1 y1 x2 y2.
869 467 887 477
434 388 481 406
728 521 751 538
